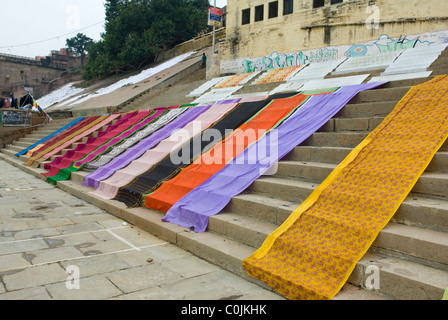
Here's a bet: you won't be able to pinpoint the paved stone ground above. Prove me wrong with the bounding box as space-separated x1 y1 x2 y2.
0 159 284 300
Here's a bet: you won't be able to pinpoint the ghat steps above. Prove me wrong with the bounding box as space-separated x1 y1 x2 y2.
1 63 448 300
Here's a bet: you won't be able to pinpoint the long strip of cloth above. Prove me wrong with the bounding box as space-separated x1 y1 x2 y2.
242 75 448 300
43 110 157 183
144 93 310 213
81 107 174 172
112 99 275 208
15 117 85 157
24 115 109 167
161 83 384 232
83 105 205 189
90 102 238 200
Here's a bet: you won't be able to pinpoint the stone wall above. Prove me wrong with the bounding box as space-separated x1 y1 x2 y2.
220 0 448 70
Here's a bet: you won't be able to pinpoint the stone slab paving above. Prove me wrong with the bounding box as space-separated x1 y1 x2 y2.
0 158 284 300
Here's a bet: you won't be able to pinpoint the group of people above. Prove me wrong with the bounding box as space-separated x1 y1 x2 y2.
0 94 34 109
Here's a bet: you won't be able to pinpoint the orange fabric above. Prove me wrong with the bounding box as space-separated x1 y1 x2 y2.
145 93 309 213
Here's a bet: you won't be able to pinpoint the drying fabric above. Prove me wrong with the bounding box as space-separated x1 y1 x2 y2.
15 117 85 157
112 99 274 208
41 113 122 163
24 115 106 167
26 116 97 158
42 112 140 173
143 93 310 212
161 83 384 233
81 107 171 172
82 105 202 189
214 73 256 89
255 66 302 84
43 111 154 183
91 102 239 200
242 75 448 300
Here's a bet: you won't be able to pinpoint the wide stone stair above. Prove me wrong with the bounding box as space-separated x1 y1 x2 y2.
1 63 448 300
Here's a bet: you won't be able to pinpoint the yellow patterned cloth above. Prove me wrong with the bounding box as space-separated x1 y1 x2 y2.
255 66 301 84
243 75 448 300
214 73 254 89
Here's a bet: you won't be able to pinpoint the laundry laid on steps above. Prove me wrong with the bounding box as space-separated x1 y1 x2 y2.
243 75 448 300
42 112 140 177
110 98 274 208
90 102 239 200
24 115 105 167
82 104 205 189
43 110 157 184
160 82 384 233
143 92 311 212
81 107 176 172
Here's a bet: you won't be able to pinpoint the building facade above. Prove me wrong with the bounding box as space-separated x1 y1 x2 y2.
219 0 448 73
0 49 82 99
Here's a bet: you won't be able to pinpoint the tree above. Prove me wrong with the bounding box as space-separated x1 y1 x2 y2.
66 33 94 65
83 0 211 80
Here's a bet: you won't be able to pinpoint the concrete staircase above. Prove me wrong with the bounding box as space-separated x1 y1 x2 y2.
118 66 208 112
1 54 448 300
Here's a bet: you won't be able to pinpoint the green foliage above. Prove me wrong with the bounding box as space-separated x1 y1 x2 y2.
82 0 211 80
66 33 94 65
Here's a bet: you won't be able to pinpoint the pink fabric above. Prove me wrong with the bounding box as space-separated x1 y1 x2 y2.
43 113 121 160
90 103 238 200
239 95 270 102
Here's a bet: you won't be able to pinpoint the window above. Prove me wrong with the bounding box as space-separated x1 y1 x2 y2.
269 1 279 18
313 0 325 8
331 0 343 4
242 8 250 25
255 5 264 22
283 0 294 15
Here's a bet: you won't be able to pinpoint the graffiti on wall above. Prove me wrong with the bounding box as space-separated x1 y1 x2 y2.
239 31 448 73
242 48 339 73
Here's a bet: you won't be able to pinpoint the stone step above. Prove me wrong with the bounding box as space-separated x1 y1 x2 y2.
318 117 385 132
373 222 448 267
4 145 23 153
276 159 448 187
230 180 448 234
301 131 448 151
348 253 448 300
347 86 410 104
249 166 448 204
18 137 42 144
283 146 448 172
335 101 398 118
11 141 32 149
301 131 369 148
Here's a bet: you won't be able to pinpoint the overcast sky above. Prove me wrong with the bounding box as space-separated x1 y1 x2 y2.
0 0 227 58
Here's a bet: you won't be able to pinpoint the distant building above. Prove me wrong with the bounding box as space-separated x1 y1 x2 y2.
0 48 82 99
219 0 448 73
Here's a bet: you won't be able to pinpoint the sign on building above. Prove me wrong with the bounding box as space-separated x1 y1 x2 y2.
208 7 222 27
